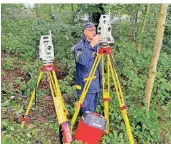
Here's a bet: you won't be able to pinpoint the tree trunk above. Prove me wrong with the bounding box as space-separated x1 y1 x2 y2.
134 4 140 42
35 4 39 18
136 4 151 52
71 4 74 12
91 4 105 27
144 4 169 112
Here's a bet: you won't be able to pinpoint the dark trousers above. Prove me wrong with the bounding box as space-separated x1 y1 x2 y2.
77 92 99 113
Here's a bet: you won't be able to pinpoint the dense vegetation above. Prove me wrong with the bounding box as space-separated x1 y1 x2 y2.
1 4 171 144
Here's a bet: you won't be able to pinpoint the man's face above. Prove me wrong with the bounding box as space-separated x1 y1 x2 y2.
84 26 96 41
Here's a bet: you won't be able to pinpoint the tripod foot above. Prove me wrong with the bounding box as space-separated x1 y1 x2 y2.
61 121 73 143
21 115 29 128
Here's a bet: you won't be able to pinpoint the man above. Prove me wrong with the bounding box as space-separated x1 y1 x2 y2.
72 22 103 113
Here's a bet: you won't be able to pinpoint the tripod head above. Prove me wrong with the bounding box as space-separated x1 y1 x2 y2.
97 10 114 47
39 30 54 64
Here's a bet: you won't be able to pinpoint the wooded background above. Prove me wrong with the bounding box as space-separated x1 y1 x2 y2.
1 4 171 144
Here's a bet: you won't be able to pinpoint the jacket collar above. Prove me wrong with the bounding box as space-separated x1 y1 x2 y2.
82 35 89 46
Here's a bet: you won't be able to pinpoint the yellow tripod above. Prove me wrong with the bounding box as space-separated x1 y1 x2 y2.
21 64 72 143
71 46 134 144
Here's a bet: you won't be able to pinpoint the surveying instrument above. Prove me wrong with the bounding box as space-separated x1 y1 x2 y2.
71 12 135 144
21 31 72 143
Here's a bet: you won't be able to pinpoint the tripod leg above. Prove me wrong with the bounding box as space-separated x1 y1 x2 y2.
102 54 110 134
102 54 105 98
103 91 109 134
47 72 72 143
51 70 68 115
21 71 43 128
48 72 68 123
108 55 134 144
71 54 102 129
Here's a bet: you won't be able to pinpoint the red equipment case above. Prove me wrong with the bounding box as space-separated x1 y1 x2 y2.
74 112 106 144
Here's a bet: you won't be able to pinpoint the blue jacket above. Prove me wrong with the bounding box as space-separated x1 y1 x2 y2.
72 35 102 93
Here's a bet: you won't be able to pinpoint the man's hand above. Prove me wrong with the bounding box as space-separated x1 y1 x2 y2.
90 35 103 47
